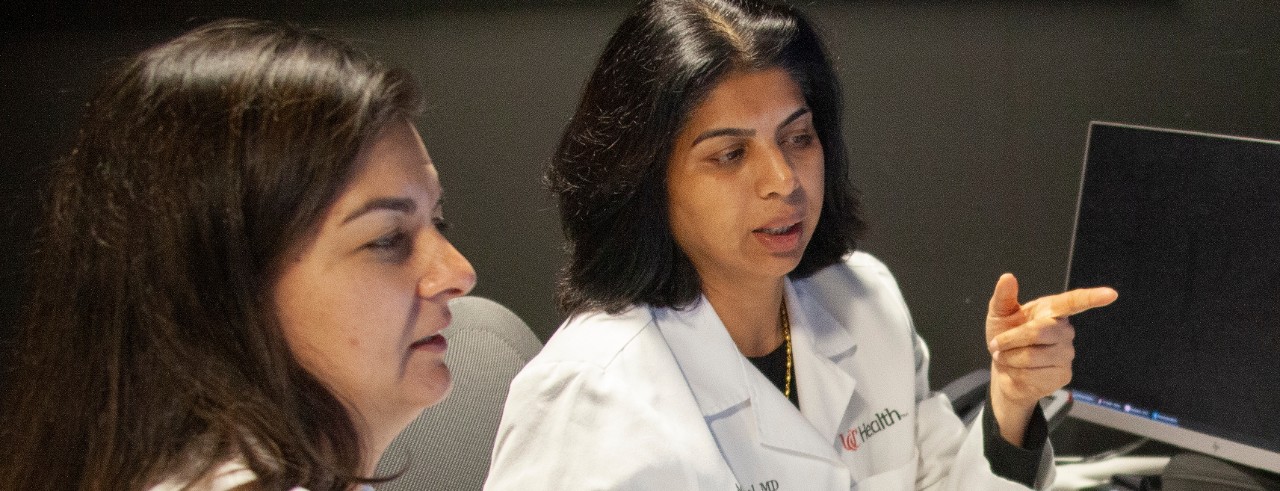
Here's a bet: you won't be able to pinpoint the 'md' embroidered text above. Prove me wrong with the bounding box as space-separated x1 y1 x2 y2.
840 407 907 451
736 479 779 491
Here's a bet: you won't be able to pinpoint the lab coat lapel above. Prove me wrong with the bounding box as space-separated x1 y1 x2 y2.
748 367 846 463
652 299 752 417
787 280 860 441
655 295 847 466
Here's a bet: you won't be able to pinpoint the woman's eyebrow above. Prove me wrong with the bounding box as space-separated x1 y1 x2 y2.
690 107 812 146
692 127 755 146
776 107 811 131
341 197 416 225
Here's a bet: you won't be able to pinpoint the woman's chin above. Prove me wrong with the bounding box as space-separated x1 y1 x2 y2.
760 253 806 279
405 361 453 410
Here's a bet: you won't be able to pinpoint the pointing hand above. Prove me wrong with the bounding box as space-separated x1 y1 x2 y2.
984 273 1117 446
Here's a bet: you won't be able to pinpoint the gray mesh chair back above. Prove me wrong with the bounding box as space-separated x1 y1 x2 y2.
375 296 542 490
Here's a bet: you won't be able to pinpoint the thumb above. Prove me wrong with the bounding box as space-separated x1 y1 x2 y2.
988 273 1021 318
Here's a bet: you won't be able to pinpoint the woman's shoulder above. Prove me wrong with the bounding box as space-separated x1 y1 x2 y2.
801 250 901 293
507 304 691 403
794 250 915 332
533 305 662 368
843 250 893 274
490 307 718 489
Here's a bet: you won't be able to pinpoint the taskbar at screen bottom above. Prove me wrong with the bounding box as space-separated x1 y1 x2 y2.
1067 390 1280 475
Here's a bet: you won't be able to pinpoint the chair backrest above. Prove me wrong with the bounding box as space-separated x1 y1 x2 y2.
375 296 542 490
941 368 990 426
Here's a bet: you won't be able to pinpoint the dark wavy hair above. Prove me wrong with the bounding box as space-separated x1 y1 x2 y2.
0 18 421 490
549 0 865 315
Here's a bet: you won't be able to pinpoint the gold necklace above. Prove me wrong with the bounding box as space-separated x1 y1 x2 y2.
780 299 793 399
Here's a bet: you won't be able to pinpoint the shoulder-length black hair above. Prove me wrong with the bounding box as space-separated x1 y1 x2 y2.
0 18 420 490
549 0 865 315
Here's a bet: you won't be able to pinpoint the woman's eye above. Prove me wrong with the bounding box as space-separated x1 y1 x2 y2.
432 217 451 233
369 232 404 249
714 147 745 164
783 132 815 148
367 231 412 262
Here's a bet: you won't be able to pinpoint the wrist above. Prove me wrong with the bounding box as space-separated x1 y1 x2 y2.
989 384 1035 448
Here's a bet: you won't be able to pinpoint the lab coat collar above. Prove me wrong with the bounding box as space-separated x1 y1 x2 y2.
653 281 859 464
786 278 858 360
786 279 860 440
651 298 752 417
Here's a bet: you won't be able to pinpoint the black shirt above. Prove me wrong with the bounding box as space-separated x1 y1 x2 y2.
746 341 799 407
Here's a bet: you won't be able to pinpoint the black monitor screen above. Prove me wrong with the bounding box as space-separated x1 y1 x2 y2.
1066 122 1280 473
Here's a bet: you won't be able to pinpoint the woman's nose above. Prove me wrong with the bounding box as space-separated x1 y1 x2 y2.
417 238 477 301
756 144 799 198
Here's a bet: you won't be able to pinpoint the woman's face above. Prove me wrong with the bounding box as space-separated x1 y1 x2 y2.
274 119 476 428
667 68 824 288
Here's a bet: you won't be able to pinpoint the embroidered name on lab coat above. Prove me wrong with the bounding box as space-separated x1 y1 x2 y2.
840 407 908 451
736 479 779 491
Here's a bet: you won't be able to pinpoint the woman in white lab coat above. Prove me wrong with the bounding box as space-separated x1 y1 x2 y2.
485 0 1117 489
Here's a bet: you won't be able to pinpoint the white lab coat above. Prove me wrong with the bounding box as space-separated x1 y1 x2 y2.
485 252 1053 490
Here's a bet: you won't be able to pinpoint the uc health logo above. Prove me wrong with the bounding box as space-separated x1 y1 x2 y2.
840 407 908 451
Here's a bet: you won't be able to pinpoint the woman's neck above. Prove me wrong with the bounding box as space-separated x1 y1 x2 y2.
701 275 786 357
354 407 418 477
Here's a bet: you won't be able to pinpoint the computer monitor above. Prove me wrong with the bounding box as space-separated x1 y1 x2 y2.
1065 121 1280 474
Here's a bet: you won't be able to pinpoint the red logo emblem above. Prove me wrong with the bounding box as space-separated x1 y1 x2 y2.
840 429 859 451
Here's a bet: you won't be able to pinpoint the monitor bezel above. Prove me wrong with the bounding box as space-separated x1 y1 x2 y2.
1068 393 1280 473
1063 120 1280 475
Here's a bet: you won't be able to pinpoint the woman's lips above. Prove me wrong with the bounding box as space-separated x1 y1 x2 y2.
410 334 447 353
752 222 802 253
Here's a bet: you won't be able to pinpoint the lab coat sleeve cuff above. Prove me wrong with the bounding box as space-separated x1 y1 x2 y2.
982 394 1049 488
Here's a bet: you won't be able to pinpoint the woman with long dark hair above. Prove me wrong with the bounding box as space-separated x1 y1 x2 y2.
485 1 1115 489
0 19 475 490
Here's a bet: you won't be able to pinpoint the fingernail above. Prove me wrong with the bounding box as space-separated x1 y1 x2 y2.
988 339 999 352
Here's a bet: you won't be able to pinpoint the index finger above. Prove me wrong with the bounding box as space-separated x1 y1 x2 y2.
1043 287 1118 318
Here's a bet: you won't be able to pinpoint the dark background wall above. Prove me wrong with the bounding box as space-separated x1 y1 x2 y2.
3 0 1279 442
